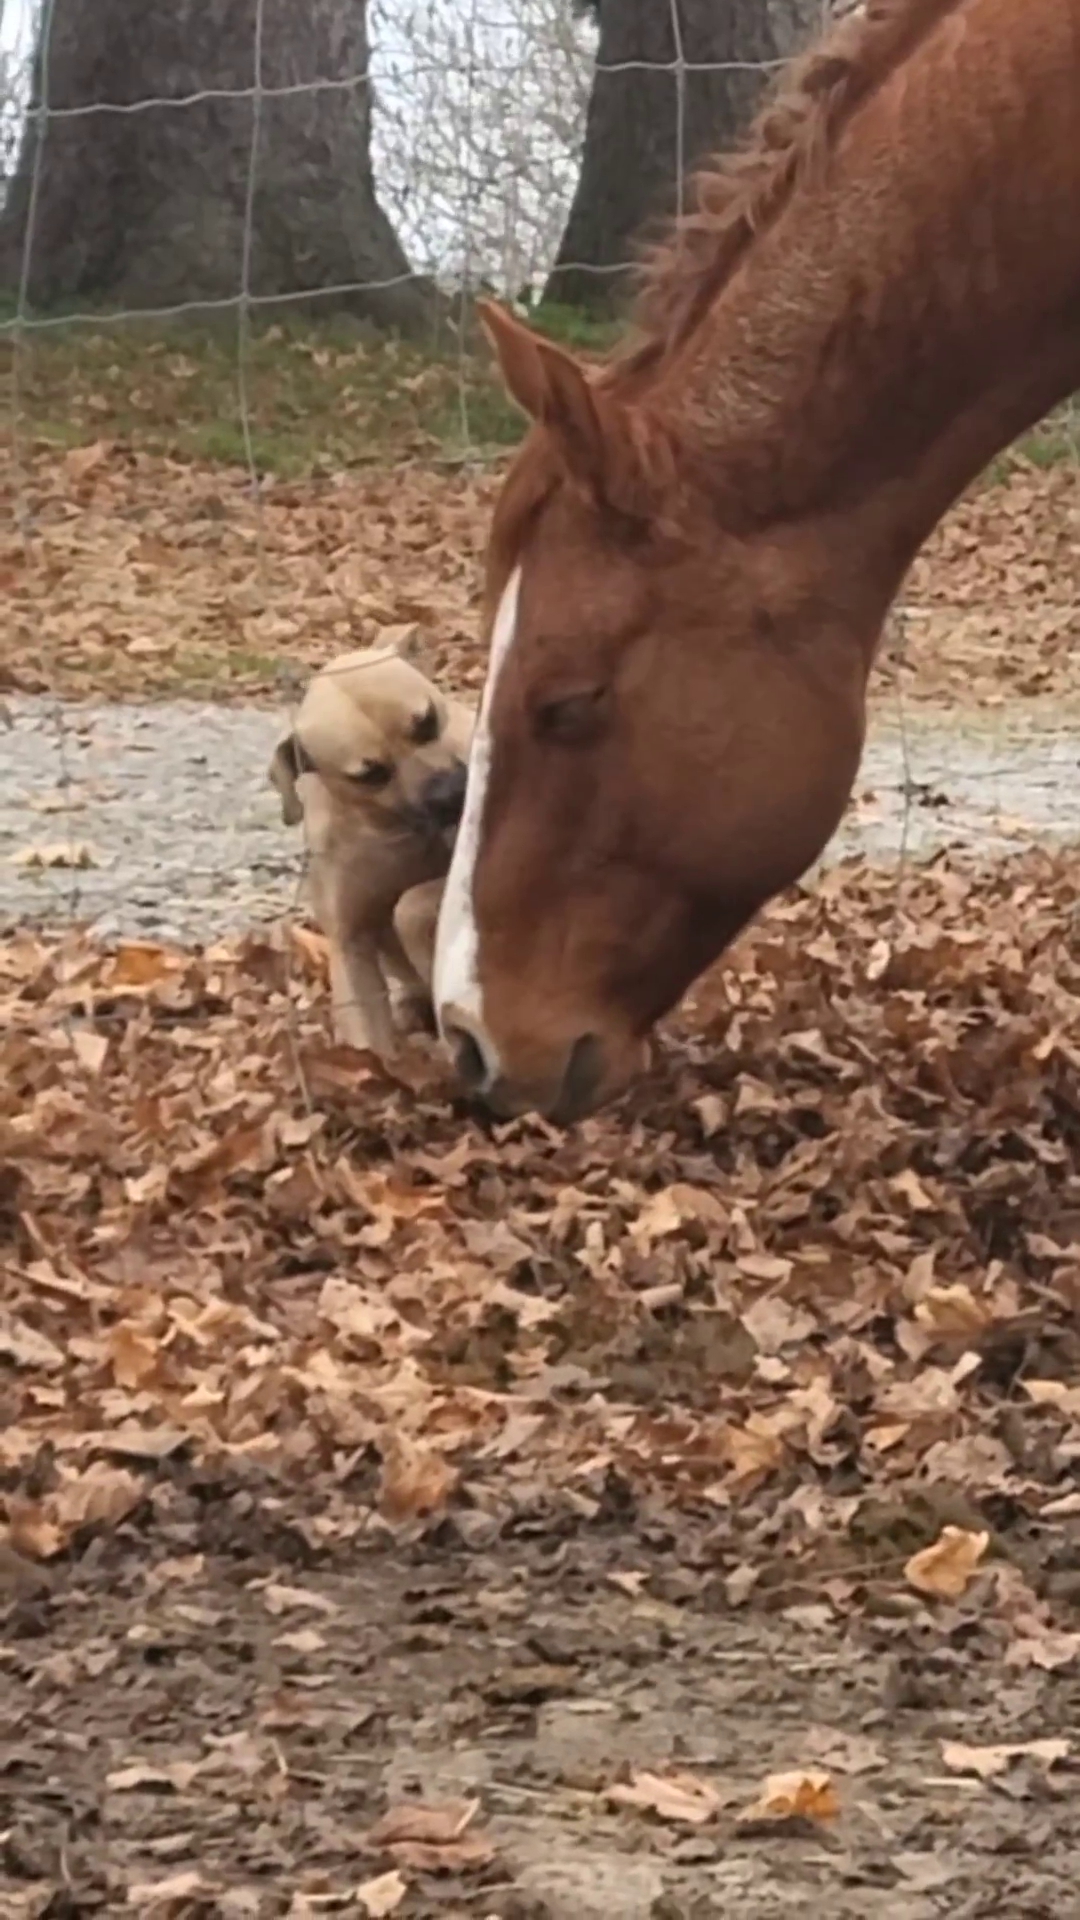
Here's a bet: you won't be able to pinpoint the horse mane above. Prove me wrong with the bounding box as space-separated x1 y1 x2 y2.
615 0 963 380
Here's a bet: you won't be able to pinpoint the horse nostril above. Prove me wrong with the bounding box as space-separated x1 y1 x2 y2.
556 1032 604 1122
446 1022 487 1093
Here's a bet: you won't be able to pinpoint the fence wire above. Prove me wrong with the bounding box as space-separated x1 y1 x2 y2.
2 0 1079 962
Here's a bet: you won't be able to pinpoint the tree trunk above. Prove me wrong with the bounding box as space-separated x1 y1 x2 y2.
0 0 432 332
547 0 823 314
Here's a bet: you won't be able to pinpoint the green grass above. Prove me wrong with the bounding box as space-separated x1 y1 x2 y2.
2 303 1078 484
0 311 528 476
981 401 1080 484
527 300 623 356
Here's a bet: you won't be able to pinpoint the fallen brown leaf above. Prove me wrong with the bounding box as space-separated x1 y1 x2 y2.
261 1582 338 1618
367 1797 495 1873
941 1739 1070 1780
368 1799 480 1847
905 1525 990 1600
378 1437 459 1523
737 1769 840 1826
0 1312 64 1371
356 1872 408 1918
1004 1629 1080 1672
125 1868 208 1907
107 1760 201 1793
607 1768 721 1826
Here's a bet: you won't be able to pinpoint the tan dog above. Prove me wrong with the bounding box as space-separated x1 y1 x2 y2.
269 642 474 1056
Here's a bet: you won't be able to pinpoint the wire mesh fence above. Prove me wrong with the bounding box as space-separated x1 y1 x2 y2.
2 0 1079 957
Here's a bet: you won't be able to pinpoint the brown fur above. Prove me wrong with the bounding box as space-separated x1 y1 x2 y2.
437 0 1080 1123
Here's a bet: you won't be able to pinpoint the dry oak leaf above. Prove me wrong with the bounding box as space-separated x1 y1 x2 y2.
367 1796 495 1873
7 1463 145 1560
104 941 181 989
607 1768 721 1826
64 438 113 479
378 1437 458 1523
913 1283 990 1334
125 1868 208 1908
941 1739 1070 1780
737 1769 840 1826
0 1311 64 1371
369 1798 479 1847
1005 1628 1080 1673
70 1027 109 1072
5 1501 64 1561
630 1183 726 1248
108 1323 161 1389
905 1525 990 1599
107 1760 201 1793
357 1872 408 1918
261 1582 338 1618
274 1626 327 1656
723 1417 787 1486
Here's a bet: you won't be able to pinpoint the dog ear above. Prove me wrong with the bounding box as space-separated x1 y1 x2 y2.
268 735 304 826
390 625 424 664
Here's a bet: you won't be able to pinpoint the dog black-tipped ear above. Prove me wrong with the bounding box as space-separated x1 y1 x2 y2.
268 734 304 826
391 625 423 663
392 624 441 678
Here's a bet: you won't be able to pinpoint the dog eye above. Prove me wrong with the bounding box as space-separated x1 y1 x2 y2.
533 688 607 745
351 760 392 788
410 703 440 745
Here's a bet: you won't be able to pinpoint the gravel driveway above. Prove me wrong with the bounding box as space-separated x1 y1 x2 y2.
3 696 1080 943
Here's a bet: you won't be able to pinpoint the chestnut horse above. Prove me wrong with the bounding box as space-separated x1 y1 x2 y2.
434 0 1080 1123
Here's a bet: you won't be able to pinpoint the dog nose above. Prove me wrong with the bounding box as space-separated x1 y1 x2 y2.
421 761 467 832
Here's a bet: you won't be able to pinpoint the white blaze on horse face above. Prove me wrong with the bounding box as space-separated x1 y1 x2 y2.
434 565 522 1058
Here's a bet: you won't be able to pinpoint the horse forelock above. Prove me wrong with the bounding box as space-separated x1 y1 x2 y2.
613 0 965 385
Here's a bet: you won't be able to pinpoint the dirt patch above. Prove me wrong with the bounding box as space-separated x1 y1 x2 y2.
5 696 1080 948
6 1519 1080 1917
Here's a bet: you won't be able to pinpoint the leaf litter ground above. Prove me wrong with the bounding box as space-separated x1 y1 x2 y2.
4 443 1080 713
6 850 1080 1915
4 384 1080 1911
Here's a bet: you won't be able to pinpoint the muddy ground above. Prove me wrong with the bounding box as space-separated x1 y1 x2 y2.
5 1491 1080 1919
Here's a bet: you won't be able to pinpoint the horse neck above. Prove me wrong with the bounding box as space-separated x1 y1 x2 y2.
661 0 1080 609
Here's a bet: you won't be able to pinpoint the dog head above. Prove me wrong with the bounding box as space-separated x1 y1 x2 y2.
270 642 473 839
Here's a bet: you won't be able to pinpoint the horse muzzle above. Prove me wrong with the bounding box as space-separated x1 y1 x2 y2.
440 1008 641 1124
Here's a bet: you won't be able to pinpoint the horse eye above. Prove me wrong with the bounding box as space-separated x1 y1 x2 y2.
534 688 606 744
351 760 392 788
411 703 440 745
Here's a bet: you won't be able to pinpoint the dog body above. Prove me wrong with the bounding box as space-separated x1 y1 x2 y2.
270 644 473 1055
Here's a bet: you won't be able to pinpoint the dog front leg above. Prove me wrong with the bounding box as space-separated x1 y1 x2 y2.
328 936 396 1058
379 918 436 1037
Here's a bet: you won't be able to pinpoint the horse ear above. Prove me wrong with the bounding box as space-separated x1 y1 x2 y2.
476 298 613 503
476 299 547 419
